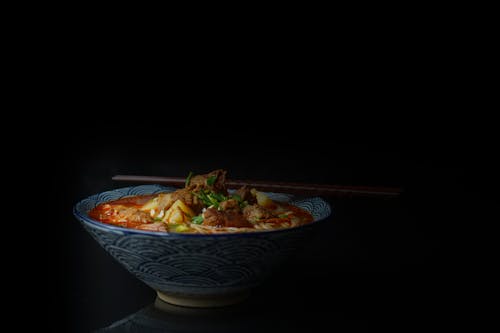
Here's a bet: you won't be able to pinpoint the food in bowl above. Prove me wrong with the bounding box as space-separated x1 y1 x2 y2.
89 169 314 234
73 171 332 307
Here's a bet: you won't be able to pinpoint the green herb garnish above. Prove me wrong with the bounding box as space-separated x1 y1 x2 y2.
185 171 193 187
194 189 227 208
278 214 290 218
208 192 226 202
191 215 204 224
229 194 247 208
206 175 217 186
230 194 242 202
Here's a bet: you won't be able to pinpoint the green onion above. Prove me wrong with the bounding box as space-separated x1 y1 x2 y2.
278 214 289 218
228 194 248 208
193 190 213 207
230 194 242 202
185 171 193 187
210 192 226 202
191 215 204 224
206 175 217 186
193 189 228 208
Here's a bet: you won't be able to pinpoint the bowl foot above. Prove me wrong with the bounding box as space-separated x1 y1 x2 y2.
156 290 250 308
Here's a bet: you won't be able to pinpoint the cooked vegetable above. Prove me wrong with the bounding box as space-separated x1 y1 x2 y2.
254 190 274 208
162 199 195 224
168 224 190 232
193 189 227 208
191 215 204 224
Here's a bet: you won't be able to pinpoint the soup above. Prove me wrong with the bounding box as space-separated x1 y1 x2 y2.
89 169 314 234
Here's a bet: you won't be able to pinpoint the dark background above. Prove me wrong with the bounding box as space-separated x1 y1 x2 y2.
9 11 493 329
35 119 486 332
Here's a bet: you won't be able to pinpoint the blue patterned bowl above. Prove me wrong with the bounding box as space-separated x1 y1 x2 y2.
73 185 332 307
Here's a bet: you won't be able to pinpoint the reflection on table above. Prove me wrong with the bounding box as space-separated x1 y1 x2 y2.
95 295 303 333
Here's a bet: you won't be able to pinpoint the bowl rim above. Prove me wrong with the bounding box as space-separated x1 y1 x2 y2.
73 184 332 238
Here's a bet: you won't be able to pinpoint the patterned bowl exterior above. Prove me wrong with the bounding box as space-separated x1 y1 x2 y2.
73 185 332 298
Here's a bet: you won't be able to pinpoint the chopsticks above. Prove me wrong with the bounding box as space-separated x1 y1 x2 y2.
112 175 402 198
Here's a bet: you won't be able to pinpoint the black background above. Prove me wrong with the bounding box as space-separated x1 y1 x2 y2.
7 11 493 330
33 117 486 332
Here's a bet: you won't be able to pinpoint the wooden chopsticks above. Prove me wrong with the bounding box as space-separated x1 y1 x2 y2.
112 175 402 198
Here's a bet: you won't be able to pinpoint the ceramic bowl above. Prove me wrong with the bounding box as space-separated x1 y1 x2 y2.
73 185 332 307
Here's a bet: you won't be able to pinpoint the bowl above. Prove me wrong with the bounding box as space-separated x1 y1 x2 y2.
73 184 332 307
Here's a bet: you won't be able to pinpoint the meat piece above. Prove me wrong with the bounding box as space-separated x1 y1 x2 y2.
234 185 257 204
243 204 272 222
188 169 228 195
94 202 155 228
202 208 252 228
117 207 151 223
148 188 203 218
224 212 252 228
170 188 204 214
202 208 224 227
155 193 175 212
219 199 241 213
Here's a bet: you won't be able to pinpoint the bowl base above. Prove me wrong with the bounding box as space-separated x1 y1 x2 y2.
156 290 250 308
